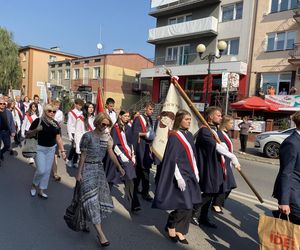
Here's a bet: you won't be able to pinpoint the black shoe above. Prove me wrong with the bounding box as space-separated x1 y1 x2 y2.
190 217 199 226
164 226 178 243
176 236 189 245
97 235 110 247
212 206 224 214
10 150 14 155
199 218 217 229
82 226 90 233
142 194 153 202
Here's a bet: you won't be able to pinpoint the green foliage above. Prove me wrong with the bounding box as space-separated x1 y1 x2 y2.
279 118 289 131
252 116 264 121
0 27 22 95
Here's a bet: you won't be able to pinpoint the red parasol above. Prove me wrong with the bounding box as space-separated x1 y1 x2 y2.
231 96 278 111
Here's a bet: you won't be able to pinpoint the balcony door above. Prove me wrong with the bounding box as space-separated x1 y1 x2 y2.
166 44 190 65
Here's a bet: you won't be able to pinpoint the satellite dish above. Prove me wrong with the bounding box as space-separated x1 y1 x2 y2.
96 43 103 50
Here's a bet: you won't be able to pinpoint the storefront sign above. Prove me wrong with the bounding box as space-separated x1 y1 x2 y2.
265 95 300 110
193 102 205 112
222 72 240 89
234 119 266 133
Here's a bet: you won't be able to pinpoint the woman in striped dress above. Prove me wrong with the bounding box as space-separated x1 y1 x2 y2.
76 113 125 247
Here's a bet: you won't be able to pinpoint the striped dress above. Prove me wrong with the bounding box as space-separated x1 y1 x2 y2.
80 131 114 224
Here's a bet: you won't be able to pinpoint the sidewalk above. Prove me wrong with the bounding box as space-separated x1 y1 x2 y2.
231 139 279 166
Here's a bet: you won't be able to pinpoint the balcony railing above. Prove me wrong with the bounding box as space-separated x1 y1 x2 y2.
148 16 218 43
289 43 300 58
154 53 198 66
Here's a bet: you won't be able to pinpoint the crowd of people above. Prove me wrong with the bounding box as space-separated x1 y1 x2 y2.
1 92 298 248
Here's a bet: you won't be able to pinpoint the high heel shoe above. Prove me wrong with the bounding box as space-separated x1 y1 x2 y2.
38 192 48 199
97 235 110 247
164 225 178 243
176 236 189 245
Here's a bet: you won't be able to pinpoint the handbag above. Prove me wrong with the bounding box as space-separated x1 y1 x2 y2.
258 214 300 250
64 181 88 232
22 118 41 159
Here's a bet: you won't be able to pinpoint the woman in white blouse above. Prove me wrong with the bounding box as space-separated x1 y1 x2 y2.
74 102 95 156
21 102 39 164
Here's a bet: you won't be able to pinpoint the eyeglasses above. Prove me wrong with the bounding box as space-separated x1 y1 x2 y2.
47 110 56 114
101 123 110 127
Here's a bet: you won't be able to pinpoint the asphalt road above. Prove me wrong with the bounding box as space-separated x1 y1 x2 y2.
0 143 279 250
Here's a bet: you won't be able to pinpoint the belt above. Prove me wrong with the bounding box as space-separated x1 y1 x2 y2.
84 161 102 164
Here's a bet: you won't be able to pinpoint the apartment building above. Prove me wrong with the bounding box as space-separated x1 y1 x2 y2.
141 0 255 109
49 49 153 109
249 0 300 96
19 45 79 101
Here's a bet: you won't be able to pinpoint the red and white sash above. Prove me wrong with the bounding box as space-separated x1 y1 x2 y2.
138 115 147 132
171 131 199 179
26 114 33 124
15 106 23 119
70 110 79 120
79 116 93 132
222 131 233 153
114 124 132 160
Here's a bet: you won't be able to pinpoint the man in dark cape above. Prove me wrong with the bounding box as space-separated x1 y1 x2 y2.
132 102 155 201
193 106 225 228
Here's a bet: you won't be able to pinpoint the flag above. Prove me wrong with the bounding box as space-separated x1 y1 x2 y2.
96 87 105 113
152 83 199 161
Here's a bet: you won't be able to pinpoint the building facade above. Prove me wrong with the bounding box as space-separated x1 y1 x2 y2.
49 50 153 109
142 0 256 110
249 0 300 96
19 45 78 101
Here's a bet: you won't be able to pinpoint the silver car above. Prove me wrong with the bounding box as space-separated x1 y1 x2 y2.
254 128 296 158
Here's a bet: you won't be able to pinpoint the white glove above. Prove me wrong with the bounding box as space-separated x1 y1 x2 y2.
120 153 129 163
177 178 186 192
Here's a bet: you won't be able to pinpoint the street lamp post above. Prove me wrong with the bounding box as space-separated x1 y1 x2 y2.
196 41 227 110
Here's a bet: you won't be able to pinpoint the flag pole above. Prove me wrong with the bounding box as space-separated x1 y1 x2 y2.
164 67 264 204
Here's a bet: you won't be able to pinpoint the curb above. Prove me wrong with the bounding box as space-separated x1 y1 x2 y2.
233 150 279 166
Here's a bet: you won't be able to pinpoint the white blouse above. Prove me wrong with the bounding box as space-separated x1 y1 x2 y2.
74 116 95 154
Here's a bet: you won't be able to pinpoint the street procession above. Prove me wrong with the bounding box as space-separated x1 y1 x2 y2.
1 0 300 249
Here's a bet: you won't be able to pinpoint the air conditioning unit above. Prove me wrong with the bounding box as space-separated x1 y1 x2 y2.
297 67 300 76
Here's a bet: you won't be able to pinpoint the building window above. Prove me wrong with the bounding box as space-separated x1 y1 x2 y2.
58 70 62 84
267 31 296 51
50 71 56 80
74 61 80 65
221 2 243 22
22 52 26 62
73 69 80 79
223 39 240 55
22 69 26 78
49 55 56 62
261 72 292 94
271 0 298 13
94 58 101 62
168 14 192 25
166 44 190 65
65 69 70 79
93 67 101 79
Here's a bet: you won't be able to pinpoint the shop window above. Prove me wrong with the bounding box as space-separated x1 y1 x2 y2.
185 76 205 102
261 72 292 94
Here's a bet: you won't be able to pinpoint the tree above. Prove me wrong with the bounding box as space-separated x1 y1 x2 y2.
0 27 22 95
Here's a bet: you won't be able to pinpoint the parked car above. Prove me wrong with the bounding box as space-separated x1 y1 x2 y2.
254 128 296 158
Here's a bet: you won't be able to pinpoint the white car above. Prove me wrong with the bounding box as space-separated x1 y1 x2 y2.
254 128 296 158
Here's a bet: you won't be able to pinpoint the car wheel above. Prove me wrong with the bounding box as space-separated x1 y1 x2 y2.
264 142 280 159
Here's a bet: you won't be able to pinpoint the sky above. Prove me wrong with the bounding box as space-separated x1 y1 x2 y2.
0 0 155 59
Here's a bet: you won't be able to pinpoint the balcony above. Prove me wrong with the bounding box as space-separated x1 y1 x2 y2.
154 53 198 66
288 43 300 65
148 16 218 44
149 0 220 17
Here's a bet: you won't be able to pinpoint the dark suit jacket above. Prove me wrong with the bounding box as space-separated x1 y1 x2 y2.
0 109 16 135
273 130 300 216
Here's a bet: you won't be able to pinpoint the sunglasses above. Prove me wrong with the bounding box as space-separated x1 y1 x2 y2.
47 110 56 114
0 103 6 105
101 123 110 127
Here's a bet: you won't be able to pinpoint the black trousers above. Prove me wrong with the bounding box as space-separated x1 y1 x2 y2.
67 133 78 163
193 193 217 220
240 134 248 152
134 166 150 197
0 130 11 159
124 179 140 210
212 191 231 207
167 209 193 235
